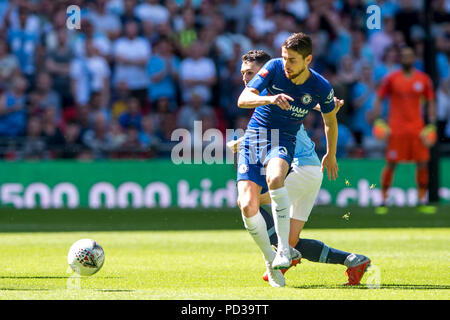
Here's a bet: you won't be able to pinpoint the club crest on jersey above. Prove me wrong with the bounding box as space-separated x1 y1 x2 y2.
239 164 249 174
258 68 269 78
301 94 312 105
413 82 423 92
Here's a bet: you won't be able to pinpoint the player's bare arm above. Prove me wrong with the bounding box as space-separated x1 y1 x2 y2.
313 97 344 112
237 87 293 110
368 95 383 123
321 108 339 181
427 99 437 124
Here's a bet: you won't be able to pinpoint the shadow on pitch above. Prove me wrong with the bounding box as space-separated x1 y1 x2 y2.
0 276 121 279
292 283 450 290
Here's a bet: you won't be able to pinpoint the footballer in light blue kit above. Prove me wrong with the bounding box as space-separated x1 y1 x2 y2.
236 33 340 286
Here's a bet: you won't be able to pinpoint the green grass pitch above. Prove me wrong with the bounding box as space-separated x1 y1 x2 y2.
0 206 449 300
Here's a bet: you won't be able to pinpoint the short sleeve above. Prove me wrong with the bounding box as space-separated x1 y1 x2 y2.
246 59 277 93
319 85 335 114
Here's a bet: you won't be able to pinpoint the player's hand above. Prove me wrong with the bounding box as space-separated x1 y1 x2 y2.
420 124 437 148
270 93 294 111
334 97 344 113
321 153 339 181
226 137 244 153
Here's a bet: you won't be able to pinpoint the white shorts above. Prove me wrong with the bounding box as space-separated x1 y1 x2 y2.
284 165 323 222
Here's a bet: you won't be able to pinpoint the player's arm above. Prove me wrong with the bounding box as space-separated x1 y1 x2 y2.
313 97 344 113
321 108 339 181
368 95 383 124
237 87 293 110
426 99 437 125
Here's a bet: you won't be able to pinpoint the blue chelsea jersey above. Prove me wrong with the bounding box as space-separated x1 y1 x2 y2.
246 58 335 138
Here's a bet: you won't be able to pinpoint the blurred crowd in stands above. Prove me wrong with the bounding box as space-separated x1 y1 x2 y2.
0 0 449 160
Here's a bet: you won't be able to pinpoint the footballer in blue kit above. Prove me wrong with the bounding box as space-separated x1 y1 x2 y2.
232 49 370 287
236 33 339 285
237 58 336 193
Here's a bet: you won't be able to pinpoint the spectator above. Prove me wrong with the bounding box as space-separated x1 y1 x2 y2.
351 63 376 146
180 41 217 103
87 92 112 127
113 20 151 104
120 0 141 26
110 120 127 148
135 0 170 26
334 55 359 126
111 81 131 120
147 38 180 107
174 8 198 54
220 0 251 34
369 15 396 65
0 76 27 137
153 96 171 132
70 40 111 107
72 18 112 59
118 97 143 130
5 4 40 83
0 39 20 91
87 0 122 40
28 72 61 121
177 91 215 133
139 114 161 150
82 113 115 159
21 116 46 160
374 45 400 84
60 121 84 159
437 77 450 140
116 125 145 158
45 29 74 108
349 29 375 74
41 107 65 158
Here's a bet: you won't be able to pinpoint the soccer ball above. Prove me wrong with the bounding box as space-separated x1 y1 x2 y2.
68 239 105 276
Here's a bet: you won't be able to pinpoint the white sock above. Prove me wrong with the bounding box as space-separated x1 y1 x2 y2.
269 186 290 252
242 211 276 263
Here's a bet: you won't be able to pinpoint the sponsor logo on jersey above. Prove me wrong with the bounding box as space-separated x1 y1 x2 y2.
289 105 309 117
258 68 269 78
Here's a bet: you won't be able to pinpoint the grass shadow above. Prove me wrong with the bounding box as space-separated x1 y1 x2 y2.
0 276 121 279
0 207 449 233
291 283 450 290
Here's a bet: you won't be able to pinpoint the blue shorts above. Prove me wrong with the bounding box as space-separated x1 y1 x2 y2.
237 128 295 194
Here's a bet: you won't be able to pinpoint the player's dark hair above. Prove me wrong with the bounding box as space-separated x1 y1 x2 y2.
241 50 271 66
282 32 312 58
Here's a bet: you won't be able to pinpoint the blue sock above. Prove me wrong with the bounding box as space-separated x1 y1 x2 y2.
296 239 350 265
259 206 350 265
259 206 278 245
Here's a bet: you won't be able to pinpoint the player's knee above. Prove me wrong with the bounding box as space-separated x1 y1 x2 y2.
238 196 258 217
266 175 284 190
